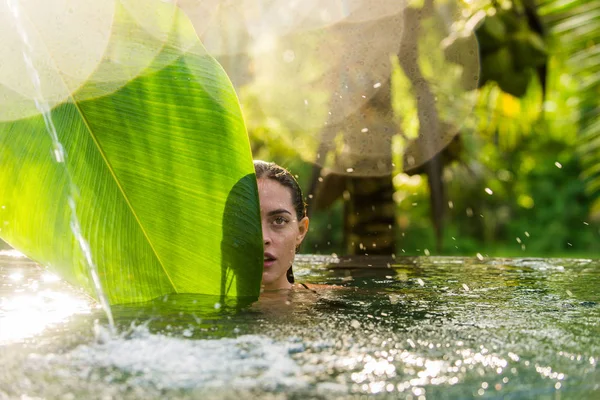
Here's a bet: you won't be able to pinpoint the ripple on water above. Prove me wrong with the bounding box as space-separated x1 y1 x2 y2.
1 255 599 399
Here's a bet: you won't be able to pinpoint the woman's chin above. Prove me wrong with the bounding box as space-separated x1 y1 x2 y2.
261 272 275 286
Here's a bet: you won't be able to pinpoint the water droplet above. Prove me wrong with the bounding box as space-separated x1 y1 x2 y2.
53 144 65 163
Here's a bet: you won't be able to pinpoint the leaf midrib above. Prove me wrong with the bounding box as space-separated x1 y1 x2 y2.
73 99 178 293
19 7 178 293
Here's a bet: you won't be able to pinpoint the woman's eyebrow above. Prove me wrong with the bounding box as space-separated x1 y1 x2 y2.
267 209 293 217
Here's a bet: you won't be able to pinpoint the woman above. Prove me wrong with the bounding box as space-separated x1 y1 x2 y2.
254 160 311 291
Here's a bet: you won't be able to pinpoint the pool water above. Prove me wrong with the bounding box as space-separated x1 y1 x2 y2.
1 250 598 399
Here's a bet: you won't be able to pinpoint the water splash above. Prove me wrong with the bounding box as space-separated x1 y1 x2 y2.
37 326 308 393
5 0 115 334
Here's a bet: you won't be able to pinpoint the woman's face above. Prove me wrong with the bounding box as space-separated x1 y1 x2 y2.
257 178 309 290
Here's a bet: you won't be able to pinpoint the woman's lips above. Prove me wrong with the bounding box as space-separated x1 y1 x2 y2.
263 252 276 268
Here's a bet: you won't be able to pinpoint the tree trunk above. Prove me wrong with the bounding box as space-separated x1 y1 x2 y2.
344 175 396 254
309 0 448 255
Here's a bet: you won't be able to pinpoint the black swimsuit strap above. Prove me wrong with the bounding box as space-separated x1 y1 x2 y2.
298 282 318 294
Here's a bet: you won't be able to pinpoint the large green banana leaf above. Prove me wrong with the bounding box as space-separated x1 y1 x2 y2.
0 1 262 304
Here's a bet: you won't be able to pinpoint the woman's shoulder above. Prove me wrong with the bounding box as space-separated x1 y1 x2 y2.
294 282 341 292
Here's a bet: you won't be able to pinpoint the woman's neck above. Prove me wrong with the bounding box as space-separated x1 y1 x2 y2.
262 275 293 291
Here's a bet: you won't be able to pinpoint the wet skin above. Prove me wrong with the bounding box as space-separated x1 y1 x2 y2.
257 178 309 291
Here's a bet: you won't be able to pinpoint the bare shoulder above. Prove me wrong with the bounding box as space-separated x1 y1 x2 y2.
294 283 344 291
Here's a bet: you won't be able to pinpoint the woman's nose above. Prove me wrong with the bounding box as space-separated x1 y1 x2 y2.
262 226 272 245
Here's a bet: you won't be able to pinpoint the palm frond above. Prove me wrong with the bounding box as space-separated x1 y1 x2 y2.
538 0 600 205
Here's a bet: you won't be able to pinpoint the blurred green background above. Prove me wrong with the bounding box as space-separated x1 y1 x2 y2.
239 0 599 258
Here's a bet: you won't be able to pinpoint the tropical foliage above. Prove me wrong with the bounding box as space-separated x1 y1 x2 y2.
538 0 600 215
232 0 599 257
0 1 262 304
1 0 597 309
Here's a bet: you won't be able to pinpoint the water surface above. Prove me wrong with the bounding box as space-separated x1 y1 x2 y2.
1 251 598 399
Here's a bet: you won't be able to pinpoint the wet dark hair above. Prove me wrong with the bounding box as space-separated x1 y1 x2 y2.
254 160 307 284
254 160 306 221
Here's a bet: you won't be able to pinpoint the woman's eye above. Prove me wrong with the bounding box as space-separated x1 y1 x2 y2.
273 216 288 225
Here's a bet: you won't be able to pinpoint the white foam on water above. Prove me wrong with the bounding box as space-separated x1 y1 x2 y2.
0 249 26 258
511 258 583 271
38 326 309 393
